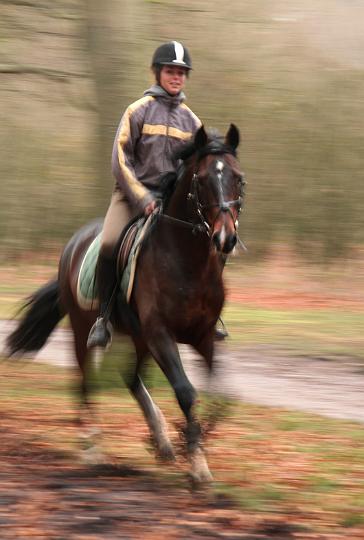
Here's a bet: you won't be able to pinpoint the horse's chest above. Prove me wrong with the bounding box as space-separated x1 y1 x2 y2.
176 283 214 303
167 283 223 320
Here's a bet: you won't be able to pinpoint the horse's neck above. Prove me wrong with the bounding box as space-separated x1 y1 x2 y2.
165 167 193 221
159 167 220 274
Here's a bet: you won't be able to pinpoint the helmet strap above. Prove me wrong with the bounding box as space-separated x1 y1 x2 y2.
152 66 162 84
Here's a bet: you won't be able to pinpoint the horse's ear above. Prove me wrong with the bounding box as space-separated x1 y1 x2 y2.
225 123 240 151
194 125 208 150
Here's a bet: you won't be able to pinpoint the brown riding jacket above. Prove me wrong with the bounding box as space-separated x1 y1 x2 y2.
111 84 201 212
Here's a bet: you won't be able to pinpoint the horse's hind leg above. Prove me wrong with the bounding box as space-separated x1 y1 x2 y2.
194 333 229 434
69 310 104 463
122 342 175 461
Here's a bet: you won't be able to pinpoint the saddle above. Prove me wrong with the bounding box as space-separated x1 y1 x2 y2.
118 221 139 277
77 213 154 310
119 215 152 303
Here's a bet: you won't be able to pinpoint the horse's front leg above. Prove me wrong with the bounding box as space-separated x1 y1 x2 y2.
121 343 175 462
147 330 212 485
134 377 175 461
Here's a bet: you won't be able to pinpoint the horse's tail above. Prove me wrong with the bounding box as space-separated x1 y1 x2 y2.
6 279 66 356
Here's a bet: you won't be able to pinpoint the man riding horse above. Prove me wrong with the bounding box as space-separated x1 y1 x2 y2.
87 41 228 349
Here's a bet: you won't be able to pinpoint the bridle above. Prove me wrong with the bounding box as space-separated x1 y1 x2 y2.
188 163 245 236
159 150 245 239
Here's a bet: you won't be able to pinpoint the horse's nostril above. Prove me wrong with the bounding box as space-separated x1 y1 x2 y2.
222 234 237 254
212 233 221 251
212 232 237 254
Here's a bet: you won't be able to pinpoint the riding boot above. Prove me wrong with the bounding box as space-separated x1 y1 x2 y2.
87 253 117 349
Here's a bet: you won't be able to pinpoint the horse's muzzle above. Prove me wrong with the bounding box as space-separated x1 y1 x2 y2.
212 231 237 254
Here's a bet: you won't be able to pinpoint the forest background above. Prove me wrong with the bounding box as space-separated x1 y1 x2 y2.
1 5 364 535
1 0 363 263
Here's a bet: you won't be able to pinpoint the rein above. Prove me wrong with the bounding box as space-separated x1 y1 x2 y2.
157 210 209 236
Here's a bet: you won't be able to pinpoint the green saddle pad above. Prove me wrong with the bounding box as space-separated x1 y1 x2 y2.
76 218 146 311
77 233 101 310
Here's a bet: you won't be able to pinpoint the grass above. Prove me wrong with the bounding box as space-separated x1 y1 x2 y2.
1 257 364 535
221 303 364 360
2 257 364 360
1 360 364 536
0 262 57 318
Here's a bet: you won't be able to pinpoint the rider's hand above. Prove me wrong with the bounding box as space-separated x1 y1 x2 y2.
144 200 157 216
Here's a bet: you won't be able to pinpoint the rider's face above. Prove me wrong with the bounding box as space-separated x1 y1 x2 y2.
159 66 187 96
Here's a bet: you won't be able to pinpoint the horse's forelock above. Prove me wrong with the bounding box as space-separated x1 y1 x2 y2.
198 140 237 159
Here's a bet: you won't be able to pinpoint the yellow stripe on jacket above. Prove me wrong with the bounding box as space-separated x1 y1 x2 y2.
141 124 193 140
117 96 155 203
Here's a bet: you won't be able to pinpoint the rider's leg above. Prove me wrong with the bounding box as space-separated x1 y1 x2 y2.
86 252 117 349
87 189 133 349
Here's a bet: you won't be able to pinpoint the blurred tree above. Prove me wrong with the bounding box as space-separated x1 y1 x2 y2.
1 0 364 262
84 0 124 208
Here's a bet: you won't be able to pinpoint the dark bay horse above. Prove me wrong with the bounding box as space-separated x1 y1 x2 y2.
7 124 244 484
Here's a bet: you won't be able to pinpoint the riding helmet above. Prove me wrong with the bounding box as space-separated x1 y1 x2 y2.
151 41 192 70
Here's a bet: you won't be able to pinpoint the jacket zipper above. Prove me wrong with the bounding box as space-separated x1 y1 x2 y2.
164 103 173 170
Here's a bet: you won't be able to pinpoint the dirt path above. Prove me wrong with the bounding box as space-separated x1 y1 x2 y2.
0 421 346 540
1 320 363 424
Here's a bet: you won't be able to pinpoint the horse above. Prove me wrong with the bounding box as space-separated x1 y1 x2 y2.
6 124 245 485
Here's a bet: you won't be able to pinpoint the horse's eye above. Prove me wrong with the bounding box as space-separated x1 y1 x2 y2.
238 174 246 186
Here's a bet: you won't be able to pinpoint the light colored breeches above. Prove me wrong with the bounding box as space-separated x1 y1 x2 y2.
100 189 138 257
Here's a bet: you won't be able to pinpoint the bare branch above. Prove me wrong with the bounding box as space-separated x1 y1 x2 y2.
0 64 90 81
1 0 83 20
1 0 48 7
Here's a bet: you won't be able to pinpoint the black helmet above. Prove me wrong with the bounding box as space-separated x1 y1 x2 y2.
151 41 192 70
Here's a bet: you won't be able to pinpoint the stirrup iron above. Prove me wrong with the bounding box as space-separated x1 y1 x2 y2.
87 316 113 349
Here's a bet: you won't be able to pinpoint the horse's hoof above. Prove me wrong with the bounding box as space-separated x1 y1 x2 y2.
188 469 213 491
156 444 176 463
188 448 213 488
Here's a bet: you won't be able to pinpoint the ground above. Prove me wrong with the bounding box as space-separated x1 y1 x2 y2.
1 253 364 538
0 372 363 540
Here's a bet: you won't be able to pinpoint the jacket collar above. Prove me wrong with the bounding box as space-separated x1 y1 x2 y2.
143 84 186 106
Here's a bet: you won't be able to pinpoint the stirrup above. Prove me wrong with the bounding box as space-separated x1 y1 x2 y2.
214 318 229 341
87 317 113 349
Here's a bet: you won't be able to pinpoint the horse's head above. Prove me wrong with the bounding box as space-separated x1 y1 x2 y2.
186 124 245 254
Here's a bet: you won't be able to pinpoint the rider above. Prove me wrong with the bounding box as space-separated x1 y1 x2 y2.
87 41 227 349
